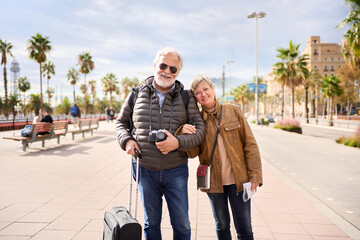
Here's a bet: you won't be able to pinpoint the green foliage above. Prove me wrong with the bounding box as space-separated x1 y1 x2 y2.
27 33 52 107
336 135 360 148
102 73 119 107
55 97 72 115
274 118 301 130
321 76 343 99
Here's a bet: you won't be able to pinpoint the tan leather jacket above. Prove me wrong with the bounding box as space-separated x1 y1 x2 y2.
186 100 263 193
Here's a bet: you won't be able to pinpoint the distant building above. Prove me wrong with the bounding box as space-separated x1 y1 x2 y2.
302 36 346 77
263 36 347 116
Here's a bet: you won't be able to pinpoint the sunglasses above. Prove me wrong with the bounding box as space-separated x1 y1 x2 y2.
159 63 178 74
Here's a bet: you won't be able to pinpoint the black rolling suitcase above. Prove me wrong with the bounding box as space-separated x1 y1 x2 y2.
103 151 142 240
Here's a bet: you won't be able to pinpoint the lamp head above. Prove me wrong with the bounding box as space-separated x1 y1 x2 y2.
247 12 256 18
257 11 266 18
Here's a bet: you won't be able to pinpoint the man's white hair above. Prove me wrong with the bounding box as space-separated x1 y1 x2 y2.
153 47 183 71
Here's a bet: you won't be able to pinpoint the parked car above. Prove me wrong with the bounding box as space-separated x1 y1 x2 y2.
265 115 275 123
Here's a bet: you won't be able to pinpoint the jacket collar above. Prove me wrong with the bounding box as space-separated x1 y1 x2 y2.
202 99 221 121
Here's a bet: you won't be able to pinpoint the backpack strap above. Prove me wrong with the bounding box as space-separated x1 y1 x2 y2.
180 89 189 109
128 87 139 132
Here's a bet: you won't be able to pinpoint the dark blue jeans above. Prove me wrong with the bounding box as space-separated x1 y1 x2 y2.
207 184 253 240
133 161 191 240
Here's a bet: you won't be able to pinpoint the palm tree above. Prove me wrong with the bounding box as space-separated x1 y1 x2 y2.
8 94 20 119
17 76 31 109
102 73 119 107
120 77 140 101
309 70 322 123
337 1 360 73
24 93 42 116
56 96 72 115
27 33 52 108
272 62 287 119
321 76 343 126
88 80 97 104
0 39 13 109
275 40 309 118
298 68 317 124
66 67 80 102
42 60 55 103
230 84 252 112
77 51 94 115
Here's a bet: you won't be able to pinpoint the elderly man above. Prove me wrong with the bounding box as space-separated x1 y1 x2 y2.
116 47 205 240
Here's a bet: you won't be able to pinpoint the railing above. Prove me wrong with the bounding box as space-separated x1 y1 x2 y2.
298 117 359 130
0 114 112 131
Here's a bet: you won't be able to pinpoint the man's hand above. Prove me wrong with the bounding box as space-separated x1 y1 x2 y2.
125 139 141 157
155 130 179 155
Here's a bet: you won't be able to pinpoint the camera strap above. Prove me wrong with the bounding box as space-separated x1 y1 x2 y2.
148 93 175 133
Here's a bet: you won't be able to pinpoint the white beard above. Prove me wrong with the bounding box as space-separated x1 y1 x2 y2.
154 72 175 89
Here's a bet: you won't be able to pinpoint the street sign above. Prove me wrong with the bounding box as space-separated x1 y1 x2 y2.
248 83 267 93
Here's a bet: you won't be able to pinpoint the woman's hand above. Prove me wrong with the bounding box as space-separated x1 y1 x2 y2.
251 182 260 192
181 124 196 134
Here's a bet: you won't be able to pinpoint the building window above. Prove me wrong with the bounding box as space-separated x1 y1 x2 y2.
338 57 341 62
331 73 334 76
314 49 318 55
338 65 341 69
324 66 328 71
325 73 328 77
314 57 317 62
331 66 334 71
314 65 317 69
331 57 334 62
325 57 327 62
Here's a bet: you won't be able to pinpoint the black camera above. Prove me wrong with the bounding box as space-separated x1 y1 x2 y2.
148 129 167 142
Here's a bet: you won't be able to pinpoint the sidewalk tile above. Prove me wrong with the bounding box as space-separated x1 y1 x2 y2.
0 222 47 236
45 217 90 231
273 233 313 240
302 223 349 237
267 222 307 235
30 230 77 240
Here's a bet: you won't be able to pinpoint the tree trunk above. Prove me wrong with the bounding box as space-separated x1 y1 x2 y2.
281 84 285 120
3 66 7 104
305 87 309 123
73 85 76 103
291 86 295 119
40 63 43 108
84 74 87 115
329 97 333 126
110 90 113 107
315 87 319 124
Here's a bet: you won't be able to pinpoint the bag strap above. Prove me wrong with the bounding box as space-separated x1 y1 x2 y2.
208 104 222 166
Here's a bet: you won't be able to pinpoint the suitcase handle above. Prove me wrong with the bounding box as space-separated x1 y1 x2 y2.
129 150 141 219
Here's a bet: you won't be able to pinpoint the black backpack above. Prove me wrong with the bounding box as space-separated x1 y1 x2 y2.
128 87 190 132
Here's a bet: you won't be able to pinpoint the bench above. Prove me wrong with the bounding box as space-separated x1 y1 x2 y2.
68 118 99 140
2 121 68 151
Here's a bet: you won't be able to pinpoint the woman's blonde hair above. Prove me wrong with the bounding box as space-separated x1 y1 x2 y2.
190 74 214 92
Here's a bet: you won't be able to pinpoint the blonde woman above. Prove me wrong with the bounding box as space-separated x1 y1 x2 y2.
182 75 262 240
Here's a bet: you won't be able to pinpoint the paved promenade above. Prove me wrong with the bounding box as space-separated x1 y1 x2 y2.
0 121 357 239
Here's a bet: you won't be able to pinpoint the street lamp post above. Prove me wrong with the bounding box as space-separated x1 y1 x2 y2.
225 60 234 101
248 11 266 125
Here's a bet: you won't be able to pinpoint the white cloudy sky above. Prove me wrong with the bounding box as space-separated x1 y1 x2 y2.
0 0 349 100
